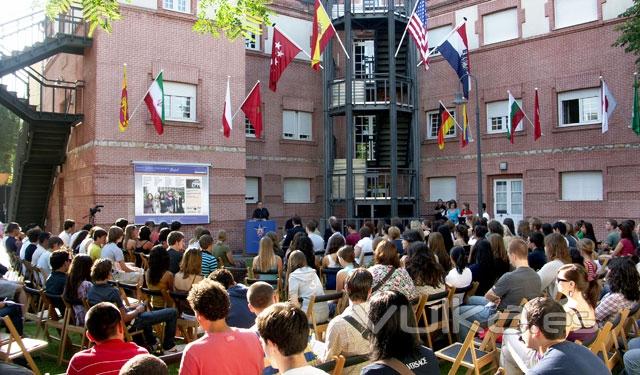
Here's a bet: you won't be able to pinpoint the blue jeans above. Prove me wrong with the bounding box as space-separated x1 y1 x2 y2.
0 304 22 336
624 337 640 375
131 307 177 350
455 296 496 341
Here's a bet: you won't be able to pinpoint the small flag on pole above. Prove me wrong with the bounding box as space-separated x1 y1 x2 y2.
438 102 455 150
241 82 263 138
601 78 617 133
534 88 542 140
311 0 336 70
508 91 524 144
436 21 471 98
143 71 165 135
118 64 129 132
460 103 469 147
407 0 430 70
222 76 232 138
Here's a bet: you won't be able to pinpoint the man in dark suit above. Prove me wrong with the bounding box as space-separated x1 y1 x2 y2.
282 215 306 251
252 201 269 220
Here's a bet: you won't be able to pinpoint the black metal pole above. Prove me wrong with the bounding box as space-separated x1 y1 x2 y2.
471 75 483 216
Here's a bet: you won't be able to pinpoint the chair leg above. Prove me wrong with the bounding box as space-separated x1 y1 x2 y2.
58 329 68 365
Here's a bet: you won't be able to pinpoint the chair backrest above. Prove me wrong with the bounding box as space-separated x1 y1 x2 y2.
322 267 342 291
315 354 346 375
169 291 194 316
1 315 46 375
140 287 171 308
226 267 248 284
588 321 616 369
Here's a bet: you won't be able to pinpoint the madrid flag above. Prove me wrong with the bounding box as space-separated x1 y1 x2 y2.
143 71 165 135
222 76 232 138
269 28 302 92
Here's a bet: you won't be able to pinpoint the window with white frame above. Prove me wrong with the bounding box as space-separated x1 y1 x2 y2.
554 0 597 29
245 33 260 51
426 109 456 139
163 82 196 122
561 171 603 201
283 178 311 203
428 25 452 55
429 177 456 202
486 99 524 134
245 118 256 138
282 110 312 140
163 0 189 13
558 88 600 127
483 8 518 45
246 177 259 203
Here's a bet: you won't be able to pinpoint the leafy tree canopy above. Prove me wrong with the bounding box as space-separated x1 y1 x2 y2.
614 0 640 66
45 0 271 39
0 105 22 179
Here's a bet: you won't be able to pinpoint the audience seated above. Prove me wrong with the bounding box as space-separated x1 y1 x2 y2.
405 242 445 297
368 240 418 301
67 302 148 375
323 234 345 268
101 226 141 284
361 290 439 374
246 281 277 330
22 228 40 262
596 257 640 325
354 226 373 267
624 337 640 374
87 259 178 353
37 236 64 281
287 250 329 323
252 236 283 280
209 269 255 328
538 233 571 299
62 255 93 326
335 246 357 292
179 279 263 374
517 297 610 375
118 354 168 375
426 232 451 273
88 228 107 262
145 246 174 309
257 302 328 374
173 248 203 293
527 232 547 271
468 238 497 296
166 231 185 274
197 234 218 277
323 269 372 374
457 239 541 340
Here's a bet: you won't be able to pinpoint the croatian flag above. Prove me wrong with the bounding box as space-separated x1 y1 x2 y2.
437 22 471 98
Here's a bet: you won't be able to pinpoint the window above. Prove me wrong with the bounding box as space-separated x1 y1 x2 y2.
246 177 259 203
163 0 189 13
245 118 255 138
282 110 312 140
561 171 603 201
426 109 456 139
558 88 600 127
429 177 456 201
163 82 196 122
486 99 524 134
483 8 518 45
428 25 453 55
283 178 311 203
555 0 597 29
245 33 260 51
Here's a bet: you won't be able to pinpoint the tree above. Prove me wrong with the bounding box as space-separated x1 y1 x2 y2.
0 105 22 180
614 0 640 65
45 0 270 40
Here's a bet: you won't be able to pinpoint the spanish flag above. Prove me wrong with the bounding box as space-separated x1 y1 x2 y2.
438 102 455 150
311 0 336 70
118 64 129 132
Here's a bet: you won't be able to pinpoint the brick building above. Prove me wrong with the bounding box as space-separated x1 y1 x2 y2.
3 0 638 249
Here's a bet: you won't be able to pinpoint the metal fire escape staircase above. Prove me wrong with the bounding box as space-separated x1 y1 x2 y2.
0 9 91 226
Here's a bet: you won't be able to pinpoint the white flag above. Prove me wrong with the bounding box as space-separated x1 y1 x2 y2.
601 79 617 133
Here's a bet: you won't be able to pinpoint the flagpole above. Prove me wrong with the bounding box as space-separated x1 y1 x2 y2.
232 80 260 120
438 100 464 133
130 69 164 120
417 18 466 68
315 0 350 60
273 26 324 69
394 0 421 58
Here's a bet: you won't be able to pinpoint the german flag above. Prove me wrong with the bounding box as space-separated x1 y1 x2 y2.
310 0 336 70
438 102 455 150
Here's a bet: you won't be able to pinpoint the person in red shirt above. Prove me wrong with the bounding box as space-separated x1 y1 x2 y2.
67 302 148 375
460 202 473 225
344 222 361 247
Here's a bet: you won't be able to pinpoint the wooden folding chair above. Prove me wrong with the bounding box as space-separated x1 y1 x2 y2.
0 315 48 375
447 282 479 310
42 293 66 364
435 321 497 375
23 285 47 338
59 299 90 363
307 291 345 342
118 281 143 307
621 302 640 347
226 266 249 285
588 321 615 368
315 354 346 375
139 287 171 345
416 290 452 348
30 266 46 290
169 291 199 343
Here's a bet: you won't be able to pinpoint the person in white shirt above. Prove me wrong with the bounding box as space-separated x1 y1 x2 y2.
354 226 373 266
31 232 51 267
36 236 64 283
445 246 473 309
287 251 328 323
58 219 76 246
18 225 40 260
306 220 325 253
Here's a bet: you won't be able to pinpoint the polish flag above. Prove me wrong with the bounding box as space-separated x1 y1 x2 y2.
222 76 232 138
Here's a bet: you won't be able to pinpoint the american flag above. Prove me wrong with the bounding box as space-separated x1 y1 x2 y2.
407 0 429 69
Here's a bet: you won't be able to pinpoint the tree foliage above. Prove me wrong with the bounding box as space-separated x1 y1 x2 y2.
614 0 640 66
0 105 22 178
45 0 271 40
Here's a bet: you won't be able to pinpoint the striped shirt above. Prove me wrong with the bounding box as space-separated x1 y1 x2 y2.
201 250 218 277
67 339 147 375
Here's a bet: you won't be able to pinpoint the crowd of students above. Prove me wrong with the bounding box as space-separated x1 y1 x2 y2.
0 212 639 374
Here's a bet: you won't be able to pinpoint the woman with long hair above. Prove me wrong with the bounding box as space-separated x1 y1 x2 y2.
123 224 138 263
335 245 358 292
538 233 571 299
361 291 439 374
503 218 516 239
437 225 454 252
145 245 174 308
287 250 328 323
70 230 89 255
405 242 445 297
323 233 345 268
577 238 599 280
597 257 640 324
445 246 472 309
469 239 497 296
612 221 636 257
581 221 597 243
488 233 510 280
427 231 452 273
368 240 418 301
252 236 283 280
516 220 530 239
135 226 154 267
265 231 283 258
62 255 93 325
453 224 469 247
174 248 203 292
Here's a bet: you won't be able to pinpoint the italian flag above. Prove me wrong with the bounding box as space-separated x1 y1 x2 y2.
508 91 524 144
144 71 165 135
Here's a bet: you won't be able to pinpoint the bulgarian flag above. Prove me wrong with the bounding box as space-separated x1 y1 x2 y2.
143 71 165 135
508 91 524 144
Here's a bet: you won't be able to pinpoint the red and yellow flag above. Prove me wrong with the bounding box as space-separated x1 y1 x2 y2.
118 64 129 132
311 0 336 70
438 102 455 150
